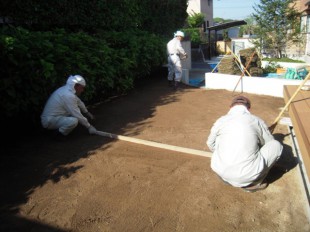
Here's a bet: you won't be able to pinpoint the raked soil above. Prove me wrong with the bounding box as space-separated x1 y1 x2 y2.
1 75 309 232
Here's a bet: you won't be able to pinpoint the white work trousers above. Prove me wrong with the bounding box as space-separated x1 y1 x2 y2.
41 116 78 135
167 54 182 82
255 140 283 184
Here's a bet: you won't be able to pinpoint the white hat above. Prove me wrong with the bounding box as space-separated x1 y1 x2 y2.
174 31 185 37
67 75 86 86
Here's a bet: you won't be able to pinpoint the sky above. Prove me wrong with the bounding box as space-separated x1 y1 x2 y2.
213 0 261 20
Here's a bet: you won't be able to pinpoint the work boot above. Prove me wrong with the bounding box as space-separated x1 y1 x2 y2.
242 182 268 193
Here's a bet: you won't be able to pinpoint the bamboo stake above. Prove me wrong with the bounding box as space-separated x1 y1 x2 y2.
232 51 256 93
228 47 251 76
269 73 310 133
211 61 220 73
231 52 252 77
95 130 212 158
211 56 225 73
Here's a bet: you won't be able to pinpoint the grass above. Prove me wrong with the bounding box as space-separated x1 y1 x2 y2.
262 57 305 63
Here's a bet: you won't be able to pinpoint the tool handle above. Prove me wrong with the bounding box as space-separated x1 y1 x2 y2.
269 72 310 132
232 51 256 92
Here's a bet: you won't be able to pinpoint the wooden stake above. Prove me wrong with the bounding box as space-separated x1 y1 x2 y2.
232 51 256 93
95 131 212 158
232 52 252 77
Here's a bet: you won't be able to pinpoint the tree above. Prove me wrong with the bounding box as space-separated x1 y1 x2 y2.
252 0 301 58
240 16 257 36
186 12 205 28
213 17 234 24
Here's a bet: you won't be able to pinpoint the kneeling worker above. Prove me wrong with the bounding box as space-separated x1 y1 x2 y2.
41 75 97 138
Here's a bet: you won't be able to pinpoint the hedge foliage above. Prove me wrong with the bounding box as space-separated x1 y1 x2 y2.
0 26 166 126
1 0 188 36
0 0 188 129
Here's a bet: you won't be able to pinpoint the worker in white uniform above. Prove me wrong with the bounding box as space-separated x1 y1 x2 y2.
167 30 187 90
207 96 283 192
41 75 97 138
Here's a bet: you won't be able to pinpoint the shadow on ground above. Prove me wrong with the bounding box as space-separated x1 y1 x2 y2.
266 133 299 184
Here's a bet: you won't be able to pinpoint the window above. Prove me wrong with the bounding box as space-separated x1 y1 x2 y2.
307 15 310 33
301 14 310 33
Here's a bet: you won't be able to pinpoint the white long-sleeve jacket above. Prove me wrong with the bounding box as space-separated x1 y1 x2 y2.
167 37 186 56
41 80 90 129
207 105 275 187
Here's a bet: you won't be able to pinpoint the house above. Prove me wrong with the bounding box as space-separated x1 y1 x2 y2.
296 0 310 63
262 0 310 62
187 0 214 29
217 1 310 62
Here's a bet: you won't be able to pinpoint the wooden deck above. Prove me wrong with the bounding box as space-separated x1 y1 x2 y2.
283 85 310 181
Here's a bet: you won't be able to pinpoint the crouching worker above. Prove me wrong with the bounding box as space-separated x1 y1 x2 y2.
41 75 97 139
207 96 283 192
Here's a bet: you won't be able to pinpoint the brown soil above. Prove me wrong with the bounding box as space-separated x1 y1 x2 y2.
1 76 309 232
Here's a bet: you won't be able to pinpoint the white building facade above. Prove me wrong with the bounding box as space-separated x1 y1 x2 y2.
187 0 214 29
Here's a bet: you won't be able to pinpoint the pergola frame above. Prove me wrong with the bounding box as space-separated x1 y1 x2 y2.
206 20 247 58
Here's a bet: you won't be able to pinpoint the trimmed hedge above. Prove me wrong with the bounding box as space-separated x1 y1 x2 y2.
0 27 166 127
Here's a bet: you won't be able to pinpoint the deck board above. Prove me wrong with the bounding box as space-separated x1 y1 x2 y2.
283 85 310 180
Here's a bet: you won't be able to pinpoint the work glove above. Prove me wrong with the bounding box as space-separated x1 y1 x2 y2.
85 112 94 120
88 125 97 135
181 53 187 60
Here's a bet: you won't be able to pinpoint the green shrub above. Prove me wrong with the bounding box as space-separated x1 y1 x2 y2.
183 28 206 47
262 62 281 74
0 26 166 125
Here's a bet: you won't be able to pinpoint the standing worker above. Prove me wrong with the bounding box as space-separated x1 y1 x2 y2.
41 75 97 140
207 96 283 192
167 30 187 90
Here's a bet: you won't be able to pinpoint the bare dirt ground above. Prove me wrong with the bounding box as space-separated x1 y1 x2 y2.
1 74 310 232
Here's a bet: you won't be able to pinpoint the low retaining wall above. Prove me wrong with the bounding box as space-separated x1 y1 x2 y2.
261 61 307 69
204 73 308 97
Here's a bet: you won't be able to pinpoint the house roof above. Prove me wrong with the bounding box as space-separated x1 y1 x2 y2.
207 20 247 31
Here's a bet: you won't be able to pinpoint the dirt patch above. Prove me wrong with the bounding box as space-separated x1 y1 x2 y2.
1 76 309 232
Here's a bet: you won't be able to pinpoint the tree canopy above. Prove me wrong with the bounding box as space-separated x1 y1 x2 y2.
252 0 301 58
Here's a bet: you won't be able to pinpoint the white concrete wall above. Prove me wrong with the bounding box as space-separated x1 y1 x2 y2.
181 41 192 70
181 41 191 85
204 73 309 97
182 69 189 84
261 61 308 69
228 38 257 56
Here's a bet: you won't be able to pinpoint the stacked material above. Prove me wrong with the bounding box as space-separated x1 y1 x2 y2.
217 55 242 75
239 48 263 77
249 67 264 77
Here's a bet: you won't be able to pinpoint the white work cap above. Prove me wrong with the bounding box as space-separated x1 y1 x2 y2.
174 31 185 37
67 75 86 86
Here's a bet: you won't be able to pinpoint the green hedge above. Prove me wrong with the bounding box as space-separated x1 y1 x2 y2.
0 26 166 126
